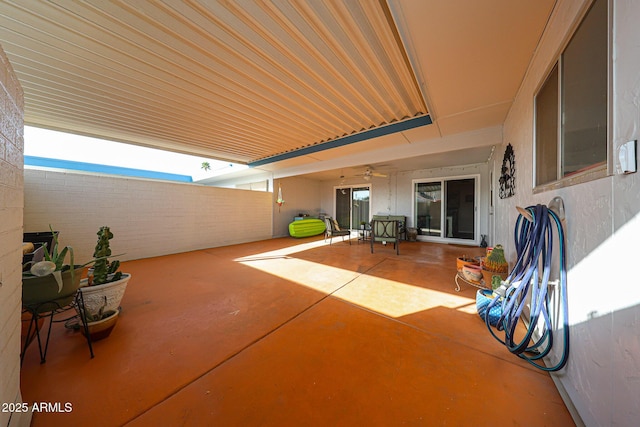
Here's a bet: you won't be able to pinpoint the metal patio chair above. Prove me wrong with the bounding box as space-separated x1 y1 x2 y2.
323 217 351 245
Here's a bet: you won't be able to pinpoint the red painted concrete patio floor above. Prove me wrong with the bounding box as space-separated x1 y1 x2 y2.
20 237 575 426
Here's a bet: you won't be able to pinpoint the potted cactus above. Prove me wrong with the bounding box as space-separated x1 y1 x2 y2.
481 244 509 288
77 226 131 339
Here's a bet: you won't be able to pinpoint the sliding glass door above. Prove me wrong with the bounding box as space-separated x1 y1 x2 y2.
415 182 442 236
335 186 370 229
413 176 478 243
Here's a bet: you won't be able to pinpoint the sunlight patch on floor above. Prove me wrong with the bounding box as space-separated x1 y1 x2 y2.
234 237 339 261
237 256 360 295
334 274 475 318
236 252 474 318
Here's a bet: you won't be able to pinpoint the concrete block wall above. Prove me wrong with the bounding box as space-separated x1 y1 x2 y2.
23 169 273 264
0 45 29 427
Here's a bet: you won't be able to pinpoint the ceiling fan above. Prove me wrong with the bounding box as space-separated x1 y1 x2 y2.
356 166 388 180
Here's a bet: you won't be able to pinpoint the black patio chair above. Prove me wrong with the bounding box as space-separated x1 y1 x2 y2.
323 217 351 245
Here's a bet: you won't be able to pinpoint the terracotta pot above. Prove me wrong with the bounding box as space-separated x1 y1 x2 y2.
456 256 479 272
481 269 508 289
462 264 483 283
81 310 119 341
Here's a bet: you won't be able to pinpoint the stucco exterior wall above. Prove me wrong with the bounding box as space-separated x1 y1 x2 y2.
23 169 273 263
395 163 491 243
0 45 29 427
319 161 491 245
272 176 322 238
496 0 640 425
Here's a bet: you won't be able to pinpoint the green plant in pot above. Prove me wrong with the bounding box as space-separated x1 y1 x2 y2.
77 226 132 339
21 226 97 362
22 227 85 312
481 244 509 288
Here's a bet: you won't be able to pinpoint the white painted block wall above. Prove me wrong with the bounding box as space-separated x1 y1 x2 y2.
23 170 273 264
0 45 30 427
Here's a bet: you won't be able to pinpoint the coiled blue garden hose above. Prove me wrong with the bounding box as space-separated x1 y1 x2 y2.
484 203 569 372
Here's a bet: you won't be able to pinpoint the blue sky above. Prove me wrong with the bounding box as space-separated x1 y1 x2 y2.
24 126 247 181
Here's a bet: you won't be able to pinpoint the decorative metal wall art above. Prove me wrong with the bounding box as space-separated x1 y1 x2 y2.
499 143 515 199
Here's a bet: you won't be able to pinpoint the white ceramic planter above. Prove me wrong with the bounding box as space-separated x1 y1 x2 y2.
79 273 131 316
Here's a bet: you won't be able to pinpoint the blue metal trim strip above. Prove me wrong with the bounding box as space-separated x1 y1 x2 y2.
248 115 432 167
24 156 193 183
